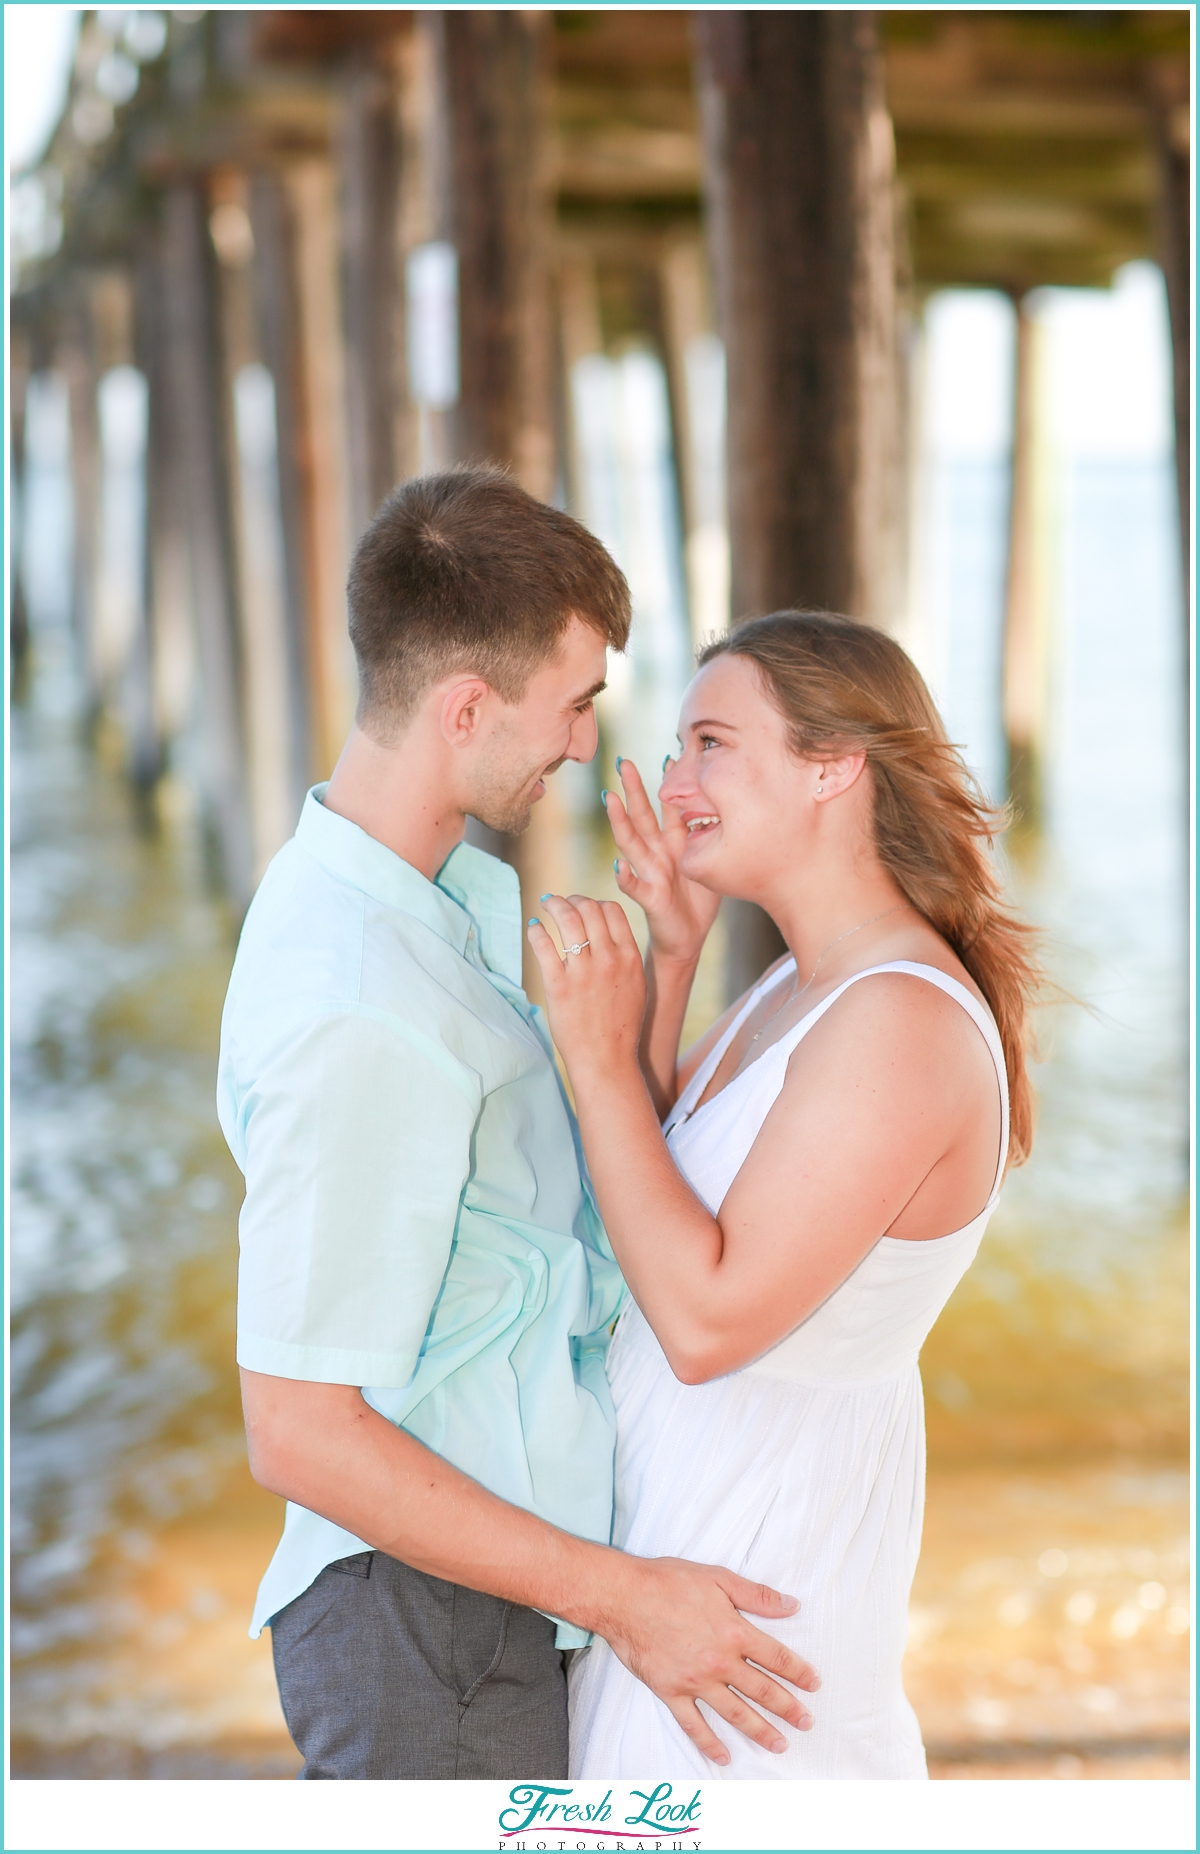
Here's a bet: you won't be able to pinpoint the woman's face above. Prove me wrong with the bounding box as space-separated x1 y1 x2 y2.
659 654 820 900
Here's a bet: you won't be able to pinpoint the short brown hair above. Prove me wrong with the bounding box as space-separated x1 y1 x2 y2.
347 466 631 735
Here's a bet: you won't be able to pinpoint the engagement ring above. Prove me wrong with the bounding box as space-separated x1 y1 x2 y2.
564 941 590 956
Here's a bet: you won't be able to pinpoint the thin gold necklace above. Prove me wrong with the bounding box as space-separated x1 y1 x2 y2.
748 904 911 1046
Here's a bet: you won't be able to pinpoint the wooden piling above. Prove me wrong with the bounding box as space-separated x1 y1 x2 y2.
694 10 903 998
1002 299 1050 839
10 321 31 697
422 9 564 986
657 239 729 647
160 183 254 907
212 169 299 876
285 158 356 783
694 9 901 628
60 305 104 723
136 238 196 759
1145 60 1191 607
249 171 317 823
424 9 556 497
338 53 403 539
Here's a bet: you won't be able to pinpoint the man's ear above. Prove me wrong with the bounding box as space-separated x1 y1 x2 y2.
438 676 494 747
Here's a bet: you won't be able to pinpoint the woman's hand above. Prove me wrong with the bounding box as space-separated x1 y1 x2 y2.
528 894 647 1082
606 759 721 968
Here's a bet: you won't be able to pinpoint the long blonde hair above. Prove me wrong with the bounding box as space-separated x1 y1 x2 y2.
700 611 1042 1165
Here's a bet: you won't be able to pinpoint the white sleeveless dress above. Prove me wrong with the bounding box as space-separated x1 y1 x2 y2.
569 960 1009 1780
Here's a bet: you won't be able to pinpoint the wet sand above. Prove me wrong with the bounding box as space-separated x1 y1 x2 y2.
10 1455 1190 1781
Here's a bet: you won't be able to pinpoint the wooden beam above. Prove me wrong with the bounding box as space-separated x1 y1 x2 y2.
211 170 302 877
421 10 563 987
136 237 197 760
1146 61 1191 608
10 322 31 699
1001 300 1051 839
694 10 903 999
160 183 255 907
695 10 902 626
424 9 556 497
59 306 104 725
338 53 403 537
285 157 356 780
249 170 318 822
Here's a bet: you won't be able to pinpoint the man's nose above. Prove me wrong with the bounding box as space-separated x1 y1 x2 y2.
567 707 600 763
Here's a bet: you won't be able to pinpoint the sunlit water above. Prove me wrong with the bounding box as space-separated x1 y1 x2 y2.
9 443 1189 1774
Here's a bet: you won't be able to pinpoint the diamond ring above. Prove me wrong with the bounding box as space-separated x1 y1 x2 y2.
564 941 590 957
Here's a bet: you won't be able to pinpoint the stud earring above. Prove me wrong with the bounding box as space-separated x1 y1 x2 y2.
815 782 824 796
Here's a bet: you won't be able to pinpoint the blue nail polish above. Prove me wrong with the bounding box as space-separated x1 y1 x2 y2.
600 789 609 803
539 893 552 901
662 753 671 772
615 756 624 769
613 858 621 873
528 917 539 927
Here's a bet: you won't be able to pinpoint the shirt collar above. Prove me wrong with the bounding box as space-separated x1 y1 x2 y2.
294 786 525 986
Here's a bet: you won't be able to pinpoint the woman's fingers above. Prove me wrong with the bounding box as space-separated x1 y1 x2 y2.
538 893 589 954
526 916 566 987
569 893 619 953
599 897 640 952
604 787 652 873
617 757 663 839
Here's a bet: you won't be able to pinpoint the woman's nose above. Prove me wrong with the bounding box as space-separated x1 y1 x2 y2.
658 756 692 805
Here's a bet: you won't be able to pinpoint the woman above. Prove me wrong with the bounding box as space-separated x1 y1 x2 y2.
527 611 1040 1779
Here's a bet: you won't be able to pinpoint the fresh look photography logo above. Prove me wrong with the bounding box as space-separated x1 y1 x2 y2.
498 1782 703 1849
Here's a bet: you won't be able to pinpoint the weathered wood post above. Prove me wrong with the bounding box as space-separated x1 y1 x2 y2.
161 183 254 907
1001 299 1050 838
285 158 357 781
118 250 165 803
338 53 403 540
421 10 568 983
137 236 196 773
60 302 104 724
693 9 902 998
249 171 317 824
1145 60 1191 607
10 319 31 698
423 10 556 498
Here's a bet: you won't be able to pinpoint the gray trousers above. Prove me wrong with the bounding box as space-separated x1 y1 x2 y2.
270 1551 569 1779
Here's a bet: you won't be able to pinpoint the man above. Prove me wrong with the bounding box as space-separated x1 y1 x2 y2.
218 467 816 1780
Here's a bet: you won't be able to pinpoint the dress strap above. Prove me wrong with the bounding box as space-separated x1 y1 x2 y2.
773 960 1010 1199
664 958 797 1135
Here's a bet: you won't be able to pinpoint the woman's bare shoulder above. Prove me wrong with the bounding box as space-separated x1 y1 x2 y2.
786 961 996 1096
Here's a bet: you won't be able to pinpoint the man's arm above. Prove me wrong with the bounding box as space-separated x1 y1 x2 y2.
242 1369 819 1767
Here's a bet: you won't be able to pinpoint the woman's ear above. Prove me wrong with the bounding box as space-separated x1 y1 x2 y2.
814 751 868 799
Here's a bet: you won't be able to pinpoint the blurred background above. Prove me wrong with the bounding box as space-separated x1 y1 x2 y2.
7 6 1191 1782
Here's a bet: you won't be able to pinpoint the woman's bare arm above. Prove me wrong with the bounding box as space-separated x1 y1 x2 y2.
530 899 999 1382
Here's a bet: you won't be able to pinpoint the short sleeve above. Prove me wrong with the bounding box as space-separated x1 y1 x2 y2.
235 1009 482 1386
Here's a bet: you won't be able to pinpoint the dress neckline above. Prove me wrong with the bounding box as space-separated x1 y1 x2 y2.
666 958 1009 1212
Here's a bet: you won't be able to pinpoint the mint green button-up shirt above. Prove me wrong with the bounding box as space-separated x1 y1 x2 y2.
217 788 626 1642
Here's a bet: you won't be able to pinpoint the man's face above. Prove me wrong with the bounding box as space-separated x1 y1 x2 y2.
468 617 609 835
